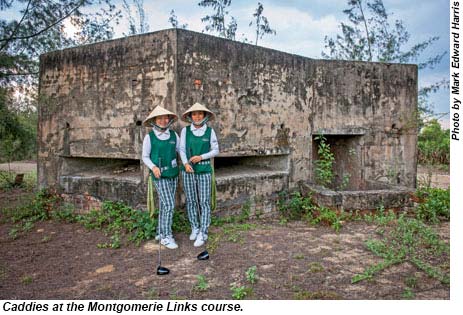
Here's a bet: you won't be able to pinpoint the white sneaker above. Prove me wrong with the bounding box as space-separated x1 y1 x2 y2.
189 228 200 241
194 233 207 247
160 236 178 249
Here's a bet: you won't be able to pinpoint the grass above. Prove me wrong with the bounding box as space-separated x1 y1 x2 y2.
0 170 36 191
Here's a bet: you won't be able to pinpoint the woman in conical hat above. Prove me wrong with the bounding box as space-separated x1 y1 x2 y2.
141 105 180 250
179 102 219 247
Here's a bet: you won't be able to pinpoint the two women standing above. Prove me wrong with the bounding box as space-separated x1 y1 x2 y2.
141 103 219 249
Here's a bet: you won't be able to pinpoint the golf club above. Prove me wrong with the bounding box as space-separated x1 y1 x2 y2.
190 148 210 261
156 157 170 276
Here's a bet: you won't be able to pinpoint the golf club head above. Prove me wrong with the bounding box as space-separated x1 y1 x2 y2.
156 266 170 275
197 250 209 260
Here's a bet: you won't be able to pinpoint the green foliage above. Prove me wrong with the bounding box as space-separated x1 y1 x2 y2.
418 119 450 165
245 266 257 284
249 2 276 45
195 275 209 292
313 135 335 188
1 0 121 87
311 206 344 232
76 201 189 247
122 0 150 35
0 92 37 163
230 284 252 300
415 187 450 224
198 0 237 40
21 275 33 285
352 214 449 285
277 191 314 221
2 189 57 232
168 9 188 29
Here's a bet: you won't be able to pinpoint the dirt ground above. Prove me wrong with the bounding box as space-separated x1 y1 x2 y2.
0 162 450 300
0 195 449 300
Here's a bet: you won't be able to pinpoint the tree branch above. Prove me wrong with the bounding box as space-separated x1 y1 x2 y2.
357 0 372 61
0 0 33 51
0 3 82 44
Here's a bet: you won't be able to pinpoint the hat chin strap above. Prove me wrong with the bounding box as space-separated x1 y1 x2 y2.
188 115 210 127
150 119 174 131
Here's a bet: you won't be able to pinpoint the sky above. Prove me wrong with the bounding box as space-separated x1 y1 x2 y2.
4 0 450 127
114 0 451 128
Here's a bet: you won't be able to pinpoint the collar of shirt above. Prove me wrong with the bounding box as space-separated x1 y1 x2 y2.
190 123 207 133
152 127 170 138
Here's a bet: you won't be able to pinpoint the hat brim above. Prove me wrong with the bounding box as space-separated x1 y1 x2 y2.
181 111 215 122
143 115 178 127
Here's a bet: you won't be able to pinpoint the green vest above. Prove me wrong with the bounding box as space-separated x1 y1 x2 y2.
183 126 212 174
149 130 179 180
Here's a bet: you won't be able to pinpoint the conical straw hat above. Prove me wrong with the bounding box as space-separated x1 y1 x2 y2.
181 102 215 122
143 106 178 127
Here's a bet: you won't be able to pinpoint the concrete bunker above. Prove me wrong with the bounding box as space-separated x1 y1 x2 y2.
38 28 418 214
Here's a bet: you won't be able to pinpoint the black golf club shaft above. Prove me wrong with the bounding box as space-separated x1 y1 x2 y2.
158 157 162 267
189 148 203 226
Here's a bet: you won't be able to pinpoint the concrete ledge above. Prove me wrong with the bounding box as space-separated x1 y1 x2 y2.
300 181 414 211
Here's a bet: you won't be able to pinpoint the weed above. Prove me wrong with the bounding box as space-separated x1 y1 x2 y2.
404 275 418 288
277 191 314 221
310 206 344 232
338 173 351 190
293 253 305 260
414 187 450 224
41 235 51 243
294 290 341 300
245 266 257 284
230 284 252 300
0 264 7 280
238 200 251 223
195 275 209 292
145 287 159 299
313 134 335 187
21 275 32 285
307 262 324 273
8 226 19 239
169 291 187 300
352 214 449 285
402 287 415 299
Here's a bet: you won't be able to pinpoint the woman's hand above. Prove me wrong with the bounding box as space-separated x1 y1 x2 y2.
152 166 161 178
189 155 202 164
185 163 194 173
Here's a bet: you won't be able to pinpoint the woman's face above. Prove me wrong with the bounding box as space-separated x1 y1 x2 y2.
154 115 170 128
191 111 205 123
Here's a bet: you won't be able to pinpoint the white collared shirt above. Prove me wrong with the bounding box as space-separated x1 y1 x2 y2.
179 124 219 164
142 128 180 170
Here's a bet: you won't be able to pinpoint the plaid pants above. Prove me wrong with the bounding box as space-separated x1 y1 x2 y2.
182 171 212 235
153 177 177 238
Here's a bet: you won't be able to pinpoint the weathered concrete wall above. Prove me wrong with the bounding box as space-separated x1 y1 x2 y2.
175 30 314 213
38 28 418 212
39 30 178 201
312 61 418 188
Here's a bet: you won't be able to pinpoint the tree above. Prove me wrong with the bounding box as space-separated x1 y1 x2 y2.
122 0 149 35
322 0 447 118
1 0 121 88
198 0 237 40
168 9 188 29
249 2 275 45
418 119 450 165
0 0 121 163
